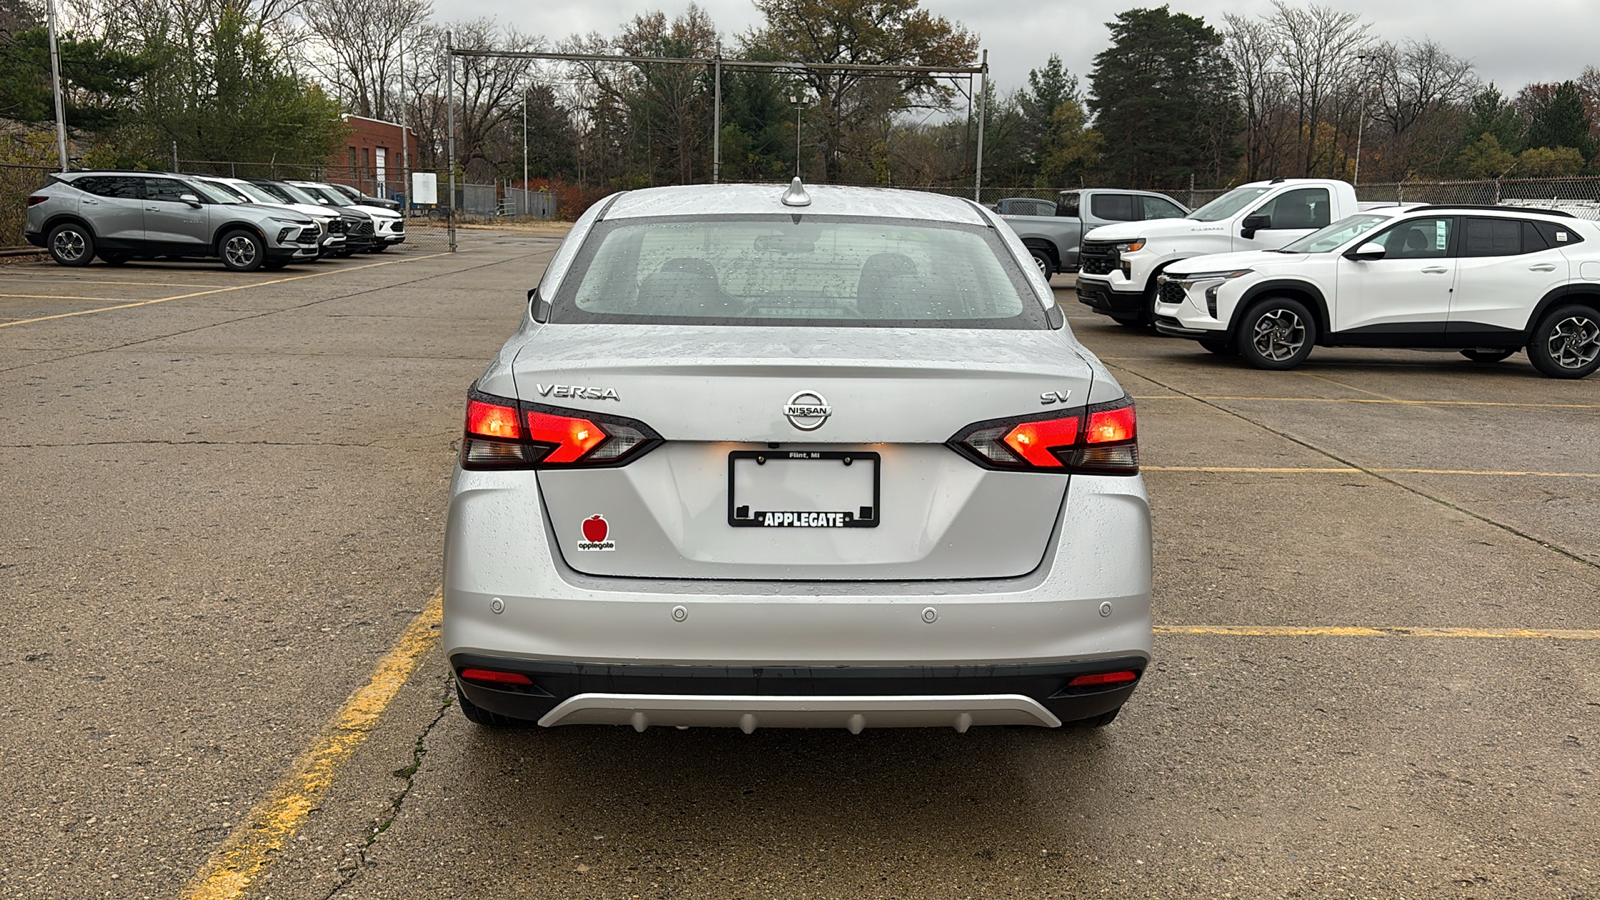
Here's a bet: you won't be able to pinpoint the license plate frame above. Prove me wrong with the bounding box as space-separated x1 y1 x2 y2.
726 450 880 528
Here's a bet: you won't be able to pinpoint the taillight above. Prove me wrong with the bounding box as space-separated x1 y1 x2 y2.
948 397 1138 474
460 388 660 470
27 195 48 206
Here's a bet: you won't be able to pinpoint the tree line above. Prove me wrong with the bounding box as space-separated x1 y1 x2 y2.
3 0 1599 204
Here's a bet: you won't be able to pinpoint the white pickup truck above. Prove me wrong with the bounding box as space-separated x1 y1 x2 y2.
1074 178 1368 327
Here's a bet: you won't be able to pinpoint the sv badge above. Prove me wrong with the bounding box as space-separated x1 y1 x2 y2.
1040 389 1072 405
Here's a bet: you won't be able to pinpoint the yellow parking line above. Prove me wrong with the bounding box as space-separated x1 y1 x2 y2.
1145 465 1600 478
1157 624 1600 640
0 293 132 302
180 590 443 900
1129 395 1600 410
0 250 460 330
1294 369 1401 401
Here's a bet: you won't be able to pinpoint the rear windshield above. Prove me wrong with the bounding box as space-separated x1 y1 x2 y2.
551 215 1046 329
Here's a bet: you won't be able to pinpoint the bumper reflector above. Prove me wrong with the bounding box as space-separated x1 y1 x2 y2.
458 668 534 687
1065 670 1139 689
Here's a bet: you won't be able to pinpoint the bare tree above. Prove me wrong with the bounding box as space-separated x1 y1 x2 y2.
301 0 430 121
1268 1 1372 177
1223 12 1290 180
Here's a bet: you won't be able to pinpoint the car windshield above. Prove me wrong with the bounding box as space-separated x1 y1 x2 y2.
189 180 241 204
298 184 350 206
1188 187 1272 222
259 182 319 205
554 215 1046 329
1280 214 1392 253
226 181 286 206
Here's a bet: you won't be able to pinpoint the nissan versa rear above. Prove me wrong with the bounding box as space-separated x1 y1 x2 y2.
443 181 1153 733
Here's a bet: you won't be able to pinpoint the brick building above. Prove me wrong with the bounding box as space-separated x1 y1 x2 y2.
333 115 418 200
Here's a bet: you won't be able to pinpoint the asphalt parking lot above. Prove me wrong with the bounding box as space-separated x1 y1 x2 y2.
2 233 1597 899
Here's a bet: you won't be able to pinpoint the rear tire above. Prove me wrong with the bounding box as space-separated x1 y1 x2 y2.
1028 247 1053 279
219 230 265 272
1199 338 1236 356
1527 304 1600 379
455 682 524 727
1460 348 1515 363
1238 296 1317 370
48 222 95 267
98 252 130 266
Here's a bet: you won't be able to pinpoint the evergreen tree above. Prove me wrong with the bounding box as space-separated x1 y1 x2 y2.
1088 6 1240 190
1462 83 1522 153
1525 80 1594 159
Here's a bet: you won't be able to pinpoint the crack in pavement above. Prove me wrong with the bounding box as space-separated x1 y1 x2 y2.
325 679 455 900
1109 361 1600 572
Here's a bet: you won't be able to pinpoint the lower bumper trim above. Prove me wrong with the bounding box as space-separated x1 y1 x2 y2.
1154 316 1214 338
539 693 1061 731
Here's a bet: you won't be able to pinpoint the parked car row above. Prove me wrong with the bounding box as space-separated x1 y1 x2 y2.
23 171 405 272
992 177 1600 380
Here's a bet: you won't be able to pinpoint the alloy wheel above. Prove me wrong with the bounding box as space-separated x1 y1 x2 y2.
1251 309 1306 362
1547 314 1600 369
224 235 258 268
53 230 86 262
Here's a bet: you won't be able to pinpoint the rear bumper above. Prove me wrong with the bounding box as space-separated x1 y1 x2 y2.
453 656 1145 730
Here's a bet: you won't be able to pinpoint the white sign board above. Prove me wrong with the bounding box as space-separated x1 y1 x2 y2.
411 172 438 205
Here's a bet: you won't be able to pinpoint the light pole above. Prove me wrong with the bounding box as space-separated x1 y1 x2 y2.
44 0 68 170
1353 52 1372 187
790 94 806 178
522 84 529 216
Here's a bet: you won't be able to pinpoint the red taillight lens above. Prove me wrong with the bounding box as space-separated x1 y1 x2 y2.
526 411 606 464
460 389 660 470
458 667 533 687
27 195 48 206
949 398 1137 474
1003 417 1080 468
466 399 521 439
1066 670 1140 688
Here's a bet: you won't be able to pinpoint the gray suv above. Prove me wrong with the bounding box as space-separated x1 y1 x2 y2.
24 171 322 271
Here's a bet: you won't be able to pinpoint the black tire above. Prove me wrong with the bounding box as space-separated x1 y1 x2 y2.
1070 706 1123 728
369 243 389 253
455 682 524 727
218 230 265 272
47 222 95 267
98 252 130 266
1110 313 1144 329
1028 247 1053 279
1460 348 1515 363
1238 296 1317 370
1199 338 1237 356
261 258 289 271
1526 304 1600 379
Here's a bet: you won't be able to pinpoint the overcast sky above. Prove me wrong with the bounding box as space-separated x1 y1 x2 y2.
433 0 1600 97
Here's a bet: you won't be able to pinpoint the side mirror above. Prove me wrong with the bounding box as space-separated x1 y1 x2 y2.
529 288 550 323
1240 213 1271 239
179 193 201 207
1344 242 1387 262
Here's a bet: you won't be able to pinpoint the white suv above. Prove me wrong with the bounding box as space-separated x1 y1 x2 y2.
1153 206 1600 379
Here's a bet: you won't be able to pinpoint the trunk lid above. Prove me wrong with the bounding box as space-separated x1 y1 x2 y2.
514 325 1096 580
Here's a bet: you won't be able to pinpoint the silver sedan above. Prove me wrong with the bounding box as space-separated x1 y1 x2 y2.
443 180 1152 733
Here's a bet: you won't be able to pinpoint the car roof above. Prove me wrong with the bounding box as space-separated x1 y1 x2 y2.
601 183 987 225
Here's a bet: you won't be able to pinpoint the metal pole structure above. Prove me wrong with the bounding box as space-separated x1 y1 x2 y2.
522 85 528 212
1353 52 1369 188
792 95 803 177
712 45 722 183
446 33 457 252
400 28 409 215
973 49 987 203
45 0 68 170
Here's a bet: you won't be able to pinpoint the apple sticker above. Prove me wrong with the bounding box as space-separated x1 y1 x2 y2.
577 514 614 551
